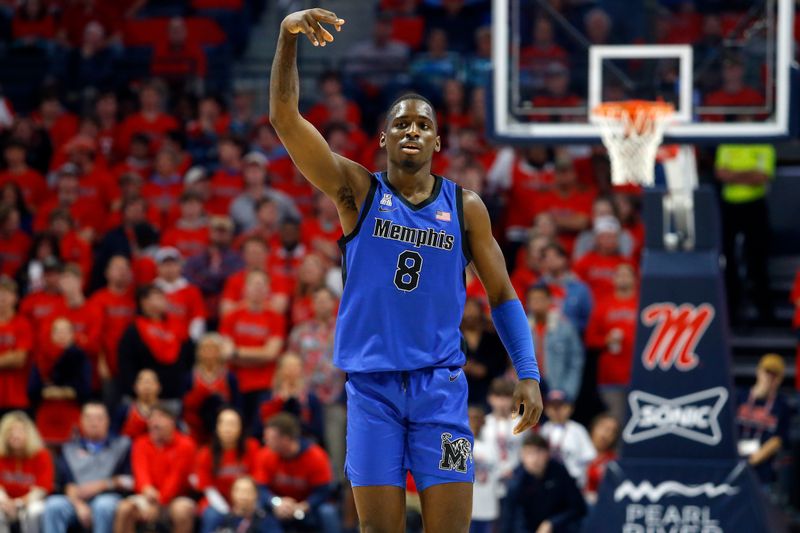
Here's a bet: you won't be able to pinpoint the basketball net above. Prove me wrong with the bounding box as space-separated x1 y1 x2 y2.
591 100 697 250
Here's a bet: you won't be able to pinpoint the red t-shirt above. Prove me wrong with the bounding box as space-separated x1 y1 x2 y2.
19 291 66 334
34 198 107 235
151 41 208 78
207 169 243 216
0 314 33 409
163 282 206 338
121 404 151 440
305 100 362 130
0 230 31 278
0 168 49 207
118 112 179 152
504 160 554 231
510 265 539 301
221 270 292 309
0 448 54 498
585 293 639 386
573 253 633 303
585 450 616 497
160 225 210 258
254 442 333 502
300 219 342 251
132 432 197 505
59 232 93 287
12 13 57 40
534 188 595 254
220 308 286 392
702 87 765 121
141 181 183 225
194 439 260 504
88 288 136 376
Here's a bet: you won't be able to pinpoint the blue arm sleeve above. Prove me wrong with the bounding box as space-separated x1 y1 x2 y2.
491 299 540 382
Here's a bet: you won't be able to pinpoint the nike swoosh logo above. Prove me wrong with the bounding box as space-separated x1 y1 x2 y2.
449 371 461 382
378 206 397 212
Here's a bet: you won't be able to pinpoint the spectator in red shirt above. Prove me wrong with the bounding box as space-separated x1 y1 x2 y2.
151 17 208 80
115 369 161 440
510 234 548 300
88 255 135 385
12 0 56 44
520 17 568 75
195 408 260 533
118 285 191 401
64 135 118 217
0 411 53 531
0 206 31 279
584 412 620 505
269 218 307 291
531 62 583 120
182 333 240 444
160 191 210 259
703 54 765 122
47 209 93 288
573 216 634 303
117 81 179 152
114 404 196 533
585 263 639 422
0 277 33 415
112 134 152 182
306 71 362 131
52 264 100 380
34 92 79 152
208 136 246 216
290 253 328 327
0 140 49 210
256 413 338 532
143 148 184 231
301 193 342 264
153 247 206 342
35 168 102 240
221 236 289 317
220 271 286 430
19 256 65 334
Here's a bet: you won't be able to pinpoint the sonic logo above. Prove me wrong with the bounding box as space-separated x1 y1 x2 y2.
640 303 715 371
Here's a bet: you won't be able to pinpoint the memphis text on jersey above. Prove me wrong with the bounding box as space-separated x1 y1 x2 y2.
372 217 455 251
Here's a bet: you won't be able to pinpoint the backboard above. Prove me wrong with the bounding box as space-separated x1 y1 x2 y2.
489 0 797 144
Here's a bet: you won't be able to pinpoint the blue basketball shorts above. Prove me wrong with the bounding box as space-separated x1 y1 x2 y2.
345 366 474 492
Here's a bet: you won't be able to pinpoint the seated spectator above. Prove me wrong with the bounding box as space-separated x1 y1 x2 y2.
114 404 196 533
289 253 328 326
461 297 507 406
250 122 292 183
42 402 132 533
151 17 208 81
255 413 338 533
153 247 207 343
160 191 210 258
541 243 594 334
269 218 307 289
143 147 185 231
117 81 179 153
540 389 596 488
213 476 278 533
419 0 481 53
0 206 31 280
47 211 93 288
230 151 300 231
0 140 48 210
530 62 582 121
501 434 586 533
573 216 634 303
35 168 104 240
584 412 620 505
470 405 501 533
28 318 91 444
0 277 33 415
703 54 764 121
573 197 634 260
735 354 791 487
118 285 191 401
259 353 324 443
52 264 100 383
510 234 548 300
220 271 286 430
520 17 568 78
222 236 290 317
300 194 342 264
113 134 153 183
306 71 362 130
184 215 244 322
183 334 241 444
482 379 527 492
0 411 53 532
234 197 281 250
116 369 161 440
62 21 116 93
344 13 410 97
196 408 260 533
12 0 56 45
527 285 584 401
410 28 462 94
208 136 247 216
585 264 638 422
19 255 65 332
33 92 79 152
88 255 136 386
464 26 492 88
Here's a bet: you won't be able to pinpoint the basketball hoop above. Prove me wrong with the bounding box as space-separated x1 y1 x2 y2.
591 100 675 187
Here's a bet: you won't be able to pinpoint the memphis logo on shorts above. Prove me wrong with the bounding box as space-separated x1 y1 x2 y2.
640 303 715 371
439 433 472 474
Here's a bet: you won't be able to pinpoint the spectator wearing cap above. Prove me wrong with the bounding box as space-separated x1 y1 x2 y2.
0 205 31 279
117 82 179 153
533 155 595 256
142 147 185 231
47 209 93 288
160 191 210 259
230 151 300 232
526 285 584 402
540 389 596 488
184 215 244 323
573 215 634 303
573 197 635 261
0 140 48 211
255 413 338 533
117 285 191 401
28 317 92 444
42 402 132 533
208 136 247 216
153 247 206 343
735 354 792 486
0 277 34 416
221 236 291 318
501 434 587 533
115 404 197 533
220 270 286 430
586 264 638 422
184 165 214 206
19 256 67 334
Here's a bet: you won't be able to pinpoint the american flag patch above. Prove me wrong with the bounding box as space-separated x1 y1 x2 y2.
435 210 451 222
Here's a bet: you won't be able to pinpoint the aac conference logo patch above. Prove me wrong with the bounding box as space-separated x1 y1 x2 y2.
623 387 728 446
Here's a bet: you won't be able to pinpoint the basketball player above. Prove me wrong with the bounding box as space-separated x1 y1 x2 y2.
270 9 543 533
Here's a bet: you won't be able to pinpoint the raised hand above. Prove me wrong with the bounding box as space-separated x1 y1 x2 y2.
281 8 345 47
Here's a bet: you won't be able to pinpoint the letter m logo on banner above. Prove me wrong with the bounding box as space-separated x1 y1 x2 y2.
640 303 715 371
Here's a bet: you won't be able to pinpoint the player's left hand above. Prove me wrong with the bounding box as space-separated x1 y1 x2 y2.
511 379 543 434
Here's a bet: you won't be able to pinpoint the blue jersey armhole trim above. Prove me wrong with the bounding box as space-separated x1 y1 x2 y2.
338 174 379 248
455 184 473 264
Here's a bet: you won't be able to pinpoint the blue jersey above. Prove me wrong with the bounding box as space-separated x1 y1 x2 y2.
334 172 471 372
